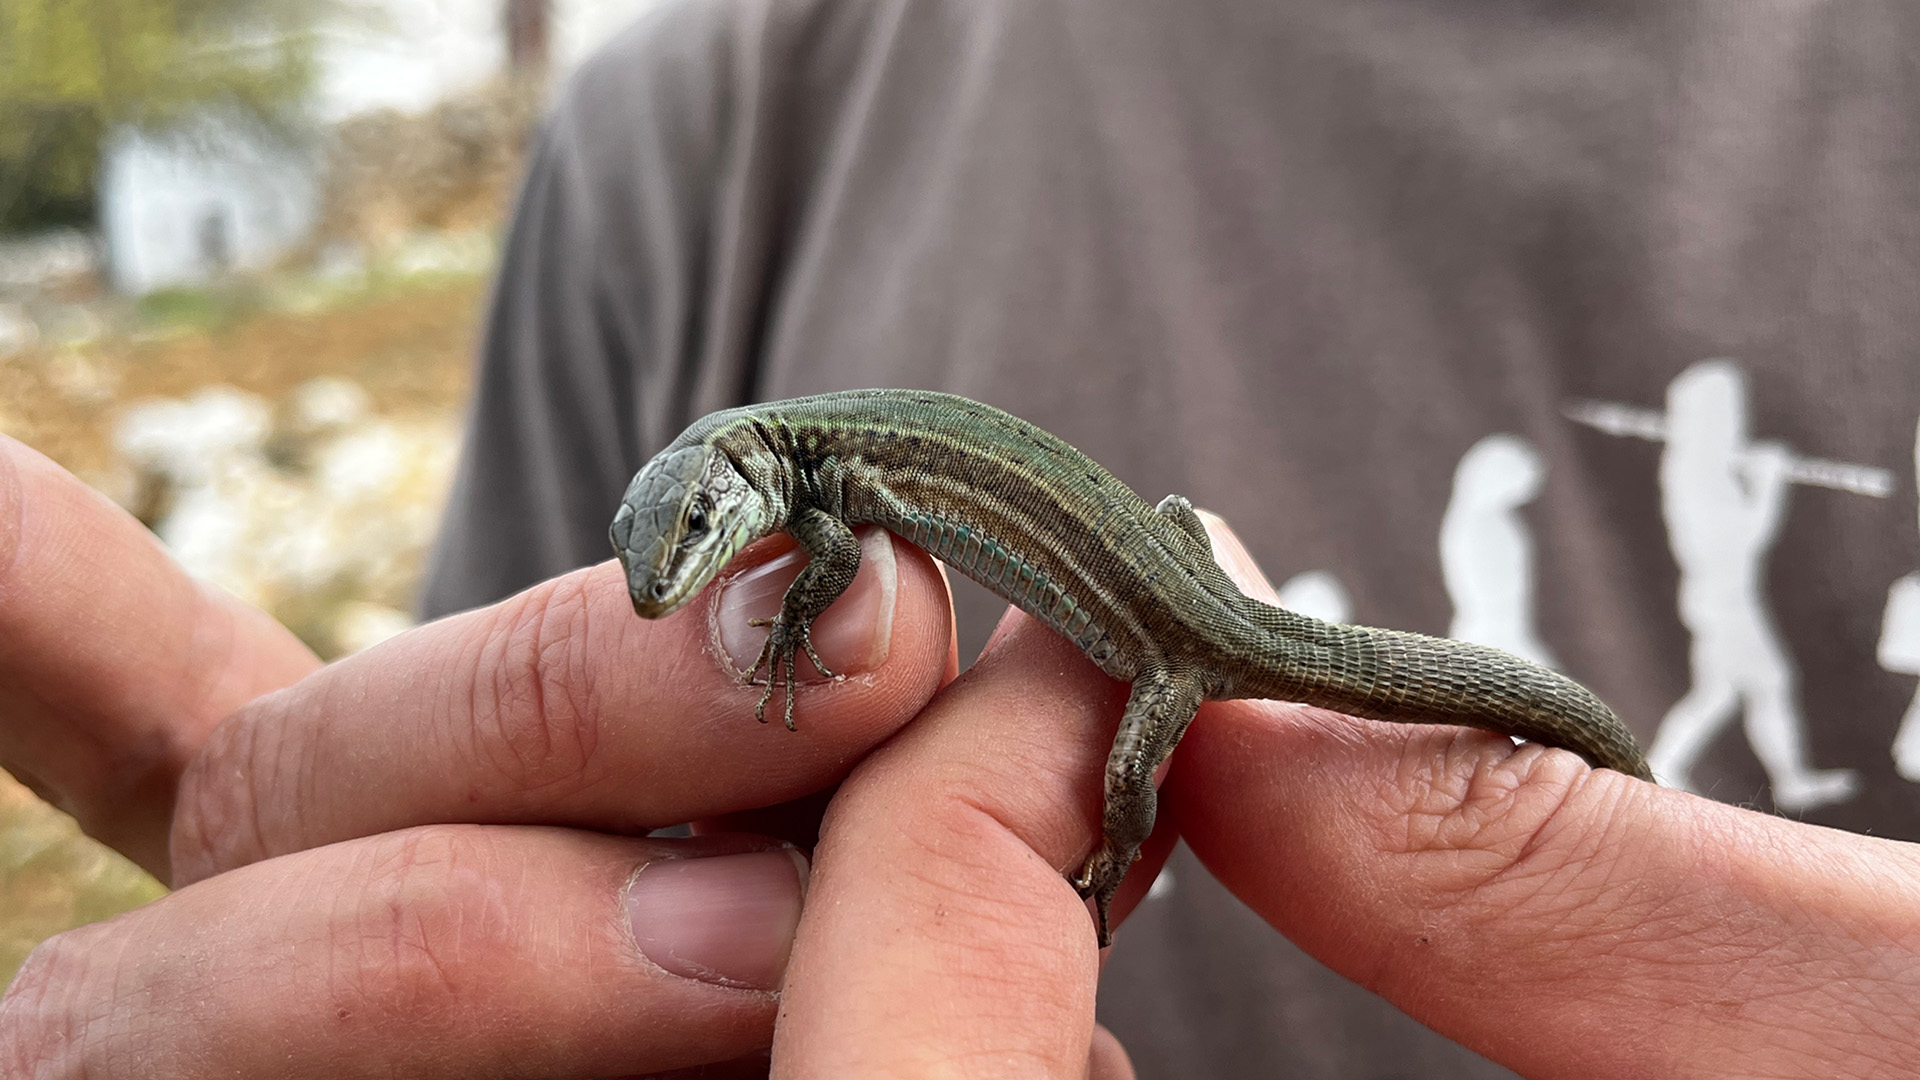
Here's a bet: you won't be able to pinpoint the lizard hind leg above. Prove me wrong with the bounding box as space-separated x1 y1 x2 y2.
1154 494 1251 602
1072 664 1207 946
1154 494 1213 553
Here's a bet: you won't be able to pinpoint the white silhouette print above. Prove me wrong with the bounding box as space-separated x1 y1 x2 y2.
1644 360 1858 810
1276 570 1352 624
1442 435 1557 667
1879 417 1920 783
1565 399 1896 497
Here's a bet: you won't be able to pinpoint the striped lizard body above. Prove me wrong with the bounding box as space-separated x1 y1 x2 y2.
610 389 1652 945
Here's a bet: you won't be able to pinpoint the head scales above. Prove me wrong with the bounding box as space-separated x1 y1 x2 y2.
611 443 770 617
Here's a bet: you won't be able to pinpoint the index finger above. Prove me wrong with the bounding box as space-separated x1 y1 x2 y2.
171 527 955 883
771 610 1172 1077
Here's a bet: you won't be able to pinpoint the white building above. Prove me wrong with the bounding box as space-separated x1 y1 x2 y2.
100 123 321 294
100 0 655 294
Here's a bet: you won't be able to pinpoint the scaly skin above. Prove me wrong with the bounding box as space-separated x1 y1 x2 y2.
610 389 1653 945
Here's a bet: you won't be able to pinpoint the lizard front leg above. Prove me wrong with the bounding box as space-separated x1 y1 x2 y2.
746 506 861 730
1073 663 1207 946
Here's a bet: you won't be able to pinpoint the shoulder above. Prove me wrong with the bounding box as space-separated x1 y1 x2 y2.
553 0 903 137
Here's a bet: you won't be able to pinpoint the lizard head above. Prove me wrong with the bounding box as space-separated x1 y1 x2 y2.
611 444 770 618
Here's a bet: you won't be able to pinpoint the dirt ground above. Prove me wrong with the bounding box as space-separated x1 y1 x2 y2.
2 276 485 487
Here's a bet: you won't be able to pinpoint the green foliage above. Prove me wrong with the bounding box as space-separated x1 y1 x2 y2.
134 281 256 330
0 0 323 232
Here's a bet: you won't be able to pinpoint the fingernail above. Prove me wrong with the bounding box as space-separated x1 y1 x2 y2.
626 848 810 990
715 527 896 674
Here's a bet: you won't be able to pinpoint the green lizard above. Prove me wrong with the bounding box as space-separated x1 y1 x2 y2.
610 389 1653 945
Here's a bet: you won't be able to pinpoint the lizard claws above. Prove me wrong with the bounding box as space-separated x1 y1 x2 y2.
744 615 834 731
1072 841 1136 948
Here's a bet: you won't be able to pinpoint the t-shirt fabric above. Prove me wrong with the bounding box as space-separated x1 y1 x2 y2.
420 2 1920 1075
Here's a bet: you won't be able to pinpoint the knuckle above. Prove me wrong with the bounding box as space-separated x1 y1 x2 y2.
1382 736 1606 901
329 827 521 1024
0 922 117 1077
463 576 607 797
170 698 279 884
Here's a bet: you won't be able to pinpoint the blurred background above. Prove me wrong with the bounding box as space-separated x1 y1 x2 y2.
1 0 657 984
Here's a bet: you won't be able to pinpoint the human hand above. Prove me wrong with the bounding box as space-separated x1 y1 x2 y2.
1161 520 1920 1078
0 433 964 1076
0 436 320 876
763 587 1175 1078
771 512 1920 1080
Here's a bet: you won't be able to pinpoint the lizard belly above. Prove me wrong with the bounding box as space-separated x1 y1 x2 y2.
882 509 1137 681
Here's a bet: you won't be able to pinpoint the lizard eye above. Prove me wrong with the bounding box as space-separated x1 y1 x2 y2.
684 502 709 538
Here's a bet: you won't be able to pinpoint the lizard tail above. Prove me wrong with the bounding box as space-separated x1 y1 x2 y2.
1243 606 1654 782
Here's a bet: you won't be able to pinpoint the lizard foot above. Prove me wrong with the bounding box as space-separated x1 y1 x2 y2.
1071 840 1137 948
744 615 835 731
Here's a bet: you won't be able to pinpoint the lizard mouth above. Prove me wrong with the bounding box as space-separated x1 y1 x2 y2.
626 575 688 618
622 550 694 618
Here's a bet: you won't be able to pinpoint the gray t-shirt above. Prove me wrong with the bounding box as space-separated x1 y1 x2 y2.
422 2 1920 1075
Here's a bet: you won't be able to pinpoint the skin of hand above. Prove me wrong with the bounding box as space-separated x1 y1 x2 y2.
0 437 322 877
0 434 988 1077
14 420 1918 1079
777 510 1920 1079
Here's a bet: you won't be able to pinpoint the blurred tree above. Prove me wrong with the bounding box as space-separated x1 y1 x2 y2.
0 0 323 233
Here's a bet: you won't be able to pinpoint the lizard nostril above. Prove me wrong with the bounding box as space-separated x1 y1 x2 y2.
650 580 671 599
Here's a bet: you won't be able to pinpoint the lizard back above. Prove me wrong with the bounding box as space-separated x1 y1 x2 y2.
688 389 1651 780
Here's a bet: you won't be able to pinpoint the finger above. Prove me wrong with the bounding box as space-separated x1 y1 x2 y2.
1170 701 1920 1077
0 436 318 877
1087 1025 1137 1080
1170 515 1920 1077
172 527 955 882
2 827 808 1078
773 610 1177 1077
679 565 968 857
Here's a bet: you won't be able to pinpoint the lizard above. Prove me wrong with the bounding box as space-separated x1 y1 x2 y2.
609 389 1654 946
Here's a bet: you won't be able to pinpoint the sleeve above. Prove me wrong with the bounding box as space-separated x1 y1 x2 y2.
416 4 738 619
